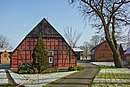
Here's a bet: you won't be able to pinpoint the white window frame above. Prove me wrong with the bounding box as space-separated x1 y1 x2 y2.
49 57 53 63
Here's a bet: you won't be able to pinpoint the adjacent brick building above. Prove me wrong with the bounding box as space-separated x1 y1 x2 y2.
73 48 84 60
10 18 76 68
0 50 12 64
124 47 130 66
90 41 124 62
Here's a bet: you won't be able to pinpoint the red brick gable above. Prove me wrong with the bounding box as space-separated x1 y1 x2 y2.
91 41 124 62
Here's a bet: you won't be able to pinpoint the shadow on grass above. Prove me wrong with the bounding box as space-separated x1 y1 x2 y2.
0 84 25 87
5 69 25 87
94 82 130 85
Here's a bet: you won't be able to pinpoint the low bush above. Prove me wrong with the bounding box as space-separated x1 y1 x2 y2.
68 66 84 71
18 61 35 74
77 66 84 71
68 66 77 71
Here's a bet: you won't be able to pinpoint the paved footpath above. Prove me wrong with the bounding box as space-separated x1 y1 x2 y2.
48 61 99 87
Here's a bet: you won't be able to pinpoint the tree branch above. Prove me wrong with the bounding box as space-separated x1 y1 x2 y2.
107 0 130 26
81 0 107 29
116 18 130 25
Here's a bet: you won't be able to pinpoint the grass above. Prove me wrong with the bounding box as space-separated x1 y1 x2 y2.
41 68 68 74
92 68 130 87
97 73 130 79
0 69 25 87
0 84 24 87
98 65 116 68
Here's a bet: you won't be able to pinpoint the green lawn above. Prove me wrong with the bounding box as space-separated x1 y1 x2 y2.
92 68 130 87
97 73 130 79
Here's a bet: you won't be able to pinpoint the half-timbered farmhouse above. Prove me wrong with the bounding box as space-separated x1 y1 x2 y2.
10 18 76 68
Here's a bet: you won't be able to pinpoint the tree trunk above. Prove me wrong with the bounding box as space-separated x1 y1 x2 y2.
106 36 123 68
107 40 123 67
38 66 41 73
113 50 123 68
111 13 123 67
104 25 123 68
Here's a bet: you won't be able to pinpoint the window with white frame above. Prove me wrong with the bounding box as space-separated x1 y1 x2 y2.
49 57 53 63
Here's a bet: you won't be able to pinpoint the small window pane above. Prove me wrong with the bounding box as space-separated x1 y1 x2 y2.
49 57 53 63
4 54 7 58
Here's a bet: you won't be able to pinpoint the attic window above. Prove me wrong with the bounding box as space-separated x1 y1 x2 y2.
105 44 107 47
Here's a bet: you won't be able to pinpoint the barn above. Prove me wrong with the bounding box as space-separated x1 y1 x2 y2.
90 41 124 62
10 18 76 68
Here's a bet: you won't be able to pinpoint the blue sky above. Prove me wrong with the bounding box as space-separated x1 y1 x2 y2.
0 0 96 48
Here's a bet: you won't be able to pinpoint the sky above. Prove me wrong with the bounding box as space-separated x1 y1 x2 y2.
0 0 115 49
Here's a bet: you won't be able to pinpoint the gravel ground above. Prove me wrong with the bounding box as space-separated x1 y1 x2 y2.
9 70 76 87
0 69 8 84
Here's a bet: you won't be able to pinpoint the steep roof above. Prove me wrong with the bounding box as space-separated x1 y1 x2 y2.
121 43 128 51
0 50 13 52
91 41 123 53
11 18 76 56
73 48 84 52
124 47 130 54
90 41 107 52
26 18 61 38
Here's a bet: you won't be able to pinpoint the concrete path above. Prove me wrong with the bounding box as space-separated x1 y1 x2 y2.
48 61 99 87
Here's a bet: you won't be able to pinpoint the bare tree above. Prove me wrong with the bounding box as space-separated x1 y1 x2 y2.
64 27 82 48
82 41 89 58
80 41 95 58
69 0 130 67
0 35 9 49
0 34 12 49
90 35 101 46
82 41 94 50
